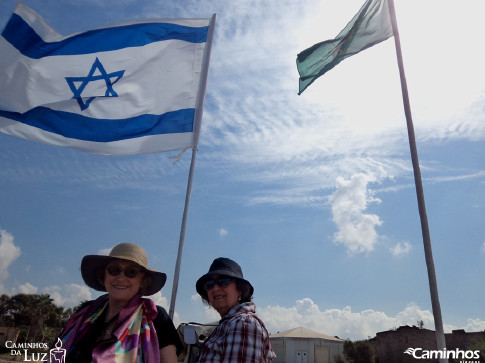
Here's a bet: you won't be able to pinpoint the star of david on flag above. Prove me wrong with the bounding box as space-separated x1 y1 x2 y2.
0 2 215 155
66 58 125 111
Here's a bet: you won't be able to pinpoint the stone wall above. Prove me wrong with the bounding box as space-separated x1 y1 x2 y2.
370 326 485 363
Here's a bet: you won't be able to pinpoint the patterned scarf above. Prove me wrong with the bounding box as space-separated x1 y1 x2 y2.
58 293 160 363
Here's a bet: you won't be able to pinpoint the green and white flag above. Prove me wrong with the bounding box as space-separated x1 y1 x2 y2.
297 0 393 94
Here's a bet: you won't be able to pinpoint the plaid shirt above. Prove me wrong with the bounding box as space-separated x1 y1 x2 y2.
198 302 276 363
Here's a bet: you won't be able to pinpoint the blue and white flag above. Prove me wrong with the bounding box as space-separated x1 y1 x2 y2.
0 2 214 155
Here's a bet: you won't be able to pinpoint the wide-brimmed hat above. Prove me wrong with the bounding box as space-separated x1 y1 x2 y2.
81 243 167 296
196 257 254 301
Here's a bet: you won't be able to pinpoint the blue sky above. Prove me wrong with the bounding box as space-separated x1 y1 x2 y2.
1 0 484 341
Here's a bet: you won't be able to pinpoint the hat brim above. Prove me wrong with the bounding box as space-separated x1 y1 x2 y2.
81 255 167 296
196 270 254 301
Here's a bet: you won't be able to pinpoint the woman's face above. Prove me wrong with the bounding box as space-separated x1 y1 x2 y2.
206 275 241 317
104 259 145 305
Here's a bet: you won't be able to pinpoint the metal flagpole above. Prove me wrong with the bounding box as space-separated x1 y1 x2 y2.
169 14 216 320
387 0 447 359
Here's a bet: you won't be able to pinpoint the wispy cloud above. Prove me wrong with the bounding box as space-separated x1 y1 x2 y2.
426 171 485 184
391 242 412 257
218 228 228 238
2 0 484 208
194 0 485 211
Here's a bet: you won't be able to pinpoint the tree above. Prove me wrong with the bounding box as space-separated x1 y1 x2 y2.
0 293 15 324
344 340 375 363
0 293 71 344
468 340 485 362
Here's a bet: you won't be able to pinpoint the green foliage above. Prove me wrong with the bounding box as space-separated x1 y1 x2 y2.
0 293 73 346
468 340 485 361
344 339 375 363
0 294 15 324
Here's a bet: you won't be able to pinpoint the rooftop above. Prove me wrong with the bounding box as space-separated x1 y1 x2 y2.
270 326 343 341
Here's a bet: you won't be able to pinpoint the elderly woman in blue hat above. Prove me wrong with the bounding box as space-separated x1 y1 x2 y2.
55 243 181 363
195 257 275 362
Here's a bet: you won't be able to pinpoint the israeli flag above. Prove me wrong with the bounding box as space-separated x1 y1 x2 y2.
0 2 214 155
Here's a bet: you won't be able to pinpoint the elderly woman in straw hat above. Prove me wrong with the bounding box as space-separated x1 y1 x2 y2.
195 257 276 362
55 243 181 363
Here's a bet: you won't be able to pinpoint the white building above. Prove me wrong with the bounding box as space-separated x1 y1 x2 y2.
270 326 344 363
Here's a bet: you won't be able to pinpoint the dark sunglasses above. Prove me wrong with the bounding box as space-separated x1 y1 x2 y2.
106 264 142 278
204 277 234 291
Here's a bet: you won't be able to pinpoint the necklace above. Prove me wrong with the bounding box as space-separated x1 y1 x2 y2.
104 320 114 336
103 311 117 336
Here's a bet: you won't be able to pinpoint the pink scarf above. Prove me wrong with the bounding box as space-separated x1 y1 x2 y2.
58 293 160 362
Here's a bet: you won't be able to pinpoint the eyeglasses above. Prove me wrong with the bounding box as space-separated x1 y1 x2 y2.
203 277 234 291
106 264 143 278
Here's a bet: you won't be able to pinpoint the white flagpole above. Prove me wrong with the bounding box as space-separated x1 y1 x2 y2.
169 14 216 320
387 1 447 359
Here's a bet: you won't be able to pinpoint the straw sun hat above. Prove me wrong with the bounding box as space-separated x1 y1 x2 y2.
81 243 167 296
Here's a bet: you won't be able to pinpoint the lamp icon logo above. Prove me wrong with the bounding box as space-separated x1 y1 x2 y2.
49 338 66 363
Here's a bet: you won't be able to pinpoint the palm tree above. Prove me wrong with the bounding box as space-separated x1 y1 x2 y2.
8 294 61 341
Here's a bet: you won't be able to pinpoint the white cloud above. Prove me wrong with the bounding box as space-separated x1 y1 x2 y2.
202 304 222 322
42 284 92 308
192 293 220 321
464 318 485 332
147 291 169 309
18 282 38 294
481 241 485 253
2 0 481 210
193 0 485 211
394 303 435 329
218 228 228 238
257 298 484 341
330 174 383 253
391 241 411 256
16 282 184 327
98 247 112 255
147 291 182 327
0 229 21 293
192 294 221 323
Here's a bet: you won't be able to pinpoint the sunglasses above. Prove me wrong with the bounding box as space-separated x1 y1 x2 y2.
203 277 234 291
106 264 143 278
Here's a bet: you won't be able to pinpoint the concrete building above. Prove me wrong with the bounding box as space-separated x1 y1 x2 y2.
270 326 344 363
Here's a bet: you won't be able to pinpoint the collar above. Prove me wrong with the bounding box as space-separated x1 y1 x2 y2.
221 302 255 322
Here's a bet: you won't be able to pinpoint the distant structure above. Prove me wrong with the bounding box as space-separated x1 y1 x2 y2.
270 326 344 363
370 325 485 363
0 326 20 346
